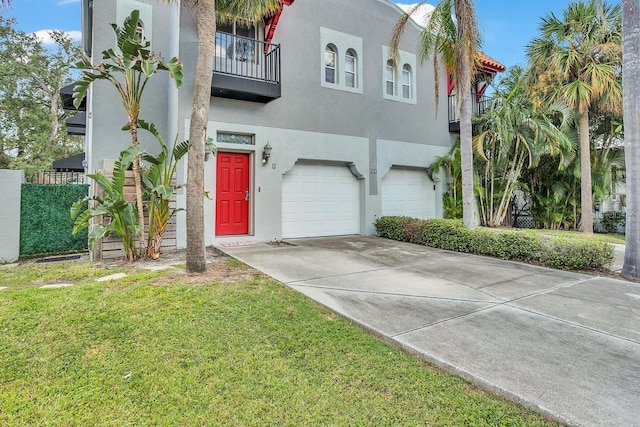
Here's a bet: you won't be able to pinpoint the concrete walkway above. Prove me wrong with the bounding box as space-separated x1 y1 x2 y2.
221 236 640 427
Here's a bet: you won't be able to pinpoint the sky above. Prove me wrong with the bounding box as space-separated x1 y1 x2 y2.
2 0 615 70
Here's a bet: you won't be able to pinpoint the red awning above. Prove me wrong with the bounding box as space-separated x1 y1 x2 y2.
477 52 506 74
264 0 294 51
447 51 506 95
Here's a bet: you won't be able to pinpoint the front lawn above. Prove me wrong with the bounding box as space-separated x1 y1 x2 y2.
0 260 560 426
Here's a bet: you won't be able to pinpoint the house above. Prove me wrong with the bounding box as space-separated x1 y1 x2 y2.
73 0 503 251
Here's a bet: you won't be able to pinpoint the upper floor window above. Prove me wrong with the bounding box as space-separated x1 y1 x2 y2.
320 28 363 94
402 64 412 99
325 45 337 84
386 60 396 96
217 22 258 62
345 49 357 88
382 46 417 104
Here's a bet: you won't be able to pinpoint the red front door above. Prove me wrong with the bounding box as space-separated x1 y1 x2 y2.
216 152 250 235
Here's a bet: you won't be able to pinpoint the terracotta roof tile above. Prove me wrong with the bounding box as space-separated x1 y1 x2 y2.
478 52 506 72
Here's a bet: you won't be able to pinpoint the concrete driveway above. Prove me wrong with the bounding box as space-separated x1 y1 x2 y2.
220 236 640 427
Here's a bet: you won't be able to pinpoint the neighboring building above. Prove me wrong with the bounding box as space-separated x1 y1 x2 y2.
73 0 503 249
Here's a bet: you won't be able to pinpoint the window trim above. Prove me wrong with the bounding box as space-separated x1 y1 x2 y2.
320 27 363 94
382 46 417 104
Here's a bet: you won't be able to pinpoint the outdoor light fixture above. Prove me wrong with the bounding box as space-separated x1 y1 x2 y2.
262 142 272 165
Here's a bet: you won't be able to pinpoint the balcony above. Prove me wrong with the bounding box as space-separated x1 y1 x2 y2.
448 93 491 133
212 32 281 104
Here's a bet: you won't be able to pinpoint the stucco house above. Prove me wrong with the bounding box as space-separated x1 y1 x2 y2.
71 0 503 252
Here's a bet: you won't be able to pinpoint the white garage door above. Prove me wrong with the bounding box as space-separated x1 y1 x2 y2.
381 168 435 219
282 164 360 238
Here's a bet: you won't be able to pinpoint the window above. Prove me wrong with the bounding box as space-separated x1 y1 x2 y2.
386 60 395 96
402 64 412 99
320 28 363 93
217 132 254 145
382 46 416 104
216 22 257 62
345 49 357 88
325 45 337 84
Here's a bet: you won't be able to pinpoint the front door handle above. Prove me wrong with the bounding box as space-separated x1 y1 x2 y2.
245 190 250 201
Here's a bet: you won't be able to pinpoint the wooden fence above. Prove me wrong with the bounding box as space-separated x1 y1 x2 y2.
92 170 177 261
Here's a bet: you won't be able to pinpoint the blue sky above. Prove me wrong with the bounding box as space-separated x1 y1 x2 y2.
4 0 613 69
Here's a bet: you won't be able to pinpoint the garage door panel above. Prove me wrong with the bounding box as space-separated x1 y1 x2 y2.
282 164 360 238
381 169 435 219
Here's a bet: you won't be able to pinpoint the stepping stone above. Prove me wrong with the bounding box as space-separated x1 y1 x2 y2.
143 265 174 272
96 273 127 282
0 263 19 269
0 286 8 291
40 283 74 289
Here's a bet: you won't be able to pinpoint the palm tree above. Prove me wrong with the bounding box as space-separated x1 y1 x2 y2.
473 66 573 227
527 0 622 234
622 0 640 279
163 0 280 273
390 0 481 229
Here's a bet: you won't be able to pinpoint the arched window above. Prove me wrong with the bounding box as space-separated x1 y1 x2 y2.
325 45 337 84
385 59 395 96
345 49 357 88
402 64 412 99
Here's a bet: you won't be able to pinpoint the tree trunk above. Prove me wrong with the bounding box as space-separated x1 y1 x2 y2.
622 0 640 279
129 119 145 258
186 0 216 273
459 60 476 229
47 90 60 150
578 111 593 234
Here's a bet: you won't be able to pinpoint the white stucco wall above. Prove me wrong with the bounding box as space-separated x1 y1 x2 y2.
0 170 24 262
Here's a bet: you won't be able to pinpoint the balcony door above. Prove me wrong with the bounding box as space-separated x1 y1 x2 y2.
216 23 258 66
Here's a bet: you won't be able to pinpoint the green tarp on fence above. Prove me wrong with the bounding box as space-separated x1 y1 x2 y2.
20 184 89 256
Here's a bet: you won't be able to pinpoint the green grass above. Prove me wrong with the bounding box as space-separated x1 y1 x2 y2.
0 262 561 426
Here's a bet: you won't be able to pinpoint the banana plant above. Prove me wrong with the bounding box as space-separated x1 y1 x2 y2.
73 9 183 259
71 146 143 261
134 120 216 260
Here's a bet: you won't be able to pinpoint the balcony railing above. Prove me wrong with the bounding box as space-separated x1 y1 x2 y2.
212 32 281 103
448 93 492 133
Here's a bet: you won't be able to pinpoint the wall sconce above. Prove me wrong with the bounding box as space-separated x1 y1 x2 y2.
261 142 272 166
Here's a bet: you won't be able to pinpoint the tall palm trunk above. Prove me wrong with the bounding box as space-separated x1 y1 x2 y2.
578 111 593 234
460 85 475 228
128 118 146 255
186 0 215 273
622 0 640 279
456 0 477 229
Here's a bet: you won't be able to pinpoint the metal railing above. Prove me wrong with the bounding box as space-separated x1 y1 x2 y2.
448 93 492 124
214 32 281 84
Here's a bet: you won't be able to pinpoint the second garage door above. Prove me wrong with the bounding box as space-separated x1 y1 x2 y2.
282 164 360 238
381 168 435 219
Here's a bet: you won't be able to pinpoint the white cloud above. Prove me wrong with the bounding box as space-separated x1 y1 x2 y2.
57 0 80 4
396 2 435 27
33 29 82 45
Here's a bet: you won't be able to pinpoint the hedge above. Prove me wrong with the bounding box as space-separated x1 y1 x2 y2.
374 216 613 271
20 184 89 256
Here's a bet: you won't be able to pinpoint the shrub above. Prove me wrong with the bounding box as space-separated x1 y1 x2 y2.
373 216 613 271
600 211 625 234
